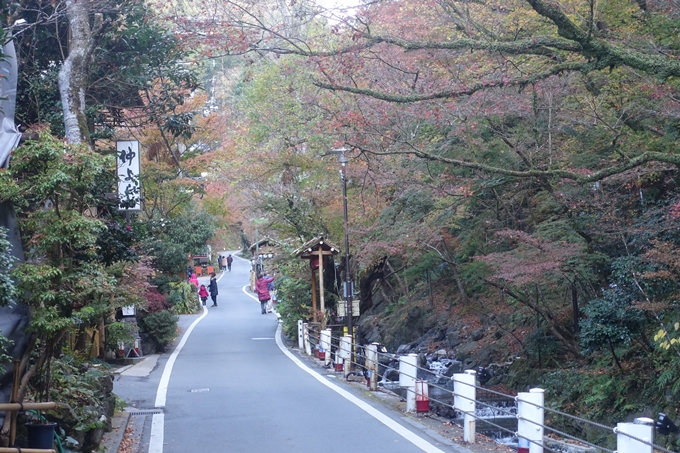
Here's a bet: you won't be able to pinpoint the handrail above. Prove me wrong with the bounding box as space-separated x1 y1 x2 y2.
0 449 56 453
300 322 679 453
0 403 57 411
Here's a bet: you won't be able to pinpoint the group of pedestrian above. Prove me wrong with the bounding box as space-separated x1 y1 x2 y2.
188 268 220 307
219 254 233 272
187 254 280 315
192 273 218 306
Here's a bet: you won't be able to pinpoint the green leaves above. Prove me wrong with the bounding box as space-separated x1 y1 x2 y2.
580 286 646 354
147 210 216 274
0 227 16 307
2 130 122 347
167 281 198 314
137 311 178 353
45 357 112 432
0 333 13 376
27 306 72 337
13 0 202 143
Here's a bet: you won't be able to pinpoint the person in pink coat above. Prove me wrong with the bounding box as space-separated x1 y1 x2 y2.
255 273 275 314
189 273 199 289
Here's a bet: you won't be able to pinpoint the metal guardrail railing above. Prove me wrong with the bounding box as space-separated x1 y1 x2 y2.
300 324 678 453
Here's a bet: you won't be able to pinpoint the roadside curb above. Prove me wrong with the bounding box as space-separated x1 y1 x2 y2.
287 342 512 453
101 411 130 453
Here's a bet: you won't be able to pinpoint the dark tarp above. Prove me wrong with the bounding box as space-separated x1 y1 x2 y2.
0 38 27 430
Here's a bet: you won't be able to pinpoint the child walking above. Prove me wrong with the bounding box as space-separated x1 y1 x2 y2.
198 284 209 306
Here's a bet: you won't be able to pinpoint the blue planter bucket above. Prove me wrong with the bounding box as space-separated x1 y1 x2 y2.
25 422 57 449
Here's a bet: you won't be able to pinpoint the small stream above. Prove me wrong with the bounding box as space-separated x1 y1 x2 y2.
378 367 518 447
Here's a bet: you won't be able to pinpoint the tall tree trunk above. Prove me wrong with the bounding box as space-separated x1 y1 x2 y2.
58 0 92 145
485 279 581 356
608 340 623 371
385 259 410 304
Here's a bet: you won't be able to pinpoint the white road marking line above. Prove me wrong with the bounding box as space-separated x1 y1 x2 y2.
242 284 258 301
149 303 210 453
154 305 209 408
148 413 164 453
274 323 447 453
149 259 240 453
252 337 275 340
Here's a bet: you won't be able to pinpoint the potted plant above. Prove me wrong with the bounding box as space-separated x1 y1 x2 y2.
25 410 57 449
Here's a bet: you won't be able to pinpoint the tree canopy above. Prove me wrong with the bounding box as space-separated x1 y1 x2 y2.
4 0 680 444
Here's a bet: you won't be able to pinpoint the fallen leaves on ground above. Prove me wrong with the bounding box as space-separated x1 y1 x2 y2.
117 425 135 453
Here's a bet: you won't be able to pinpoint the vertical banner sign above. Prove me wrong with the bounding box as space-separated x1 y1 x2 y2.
117 140 141 210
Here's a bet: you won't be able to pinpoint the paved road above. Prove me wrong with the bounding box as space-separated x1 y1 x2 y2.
114 254 461 453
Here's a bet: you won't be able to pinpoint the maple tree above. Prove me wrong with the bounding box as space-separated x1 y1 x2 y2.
0 2 221 447
160 0 680 386
6 0 680 438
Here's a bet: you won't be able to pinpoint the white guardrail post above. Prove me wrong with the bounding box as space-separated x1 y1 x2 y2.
453 370 476 443
399 354 418 412
366 343 379 391
617 417 654 453
303 323 311 356
297 320 304 349
334 348 343 372
340 335 352 374
517 388 544 453
320 329 331 366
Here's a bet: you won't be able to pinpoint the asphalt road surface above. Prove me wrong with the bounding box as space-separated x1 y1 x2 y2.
115 254 461 453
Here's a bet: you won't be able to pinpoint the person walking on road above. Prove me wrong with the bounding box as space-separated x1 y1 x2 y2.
255 273 275 314
266 275 276 313
198 284 209 306
208 272 219 307
189 273 199 289
226 254 233 272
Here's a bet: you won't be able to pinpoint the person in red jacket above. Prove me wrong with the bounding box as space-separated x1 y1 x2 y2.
198 284 209 306
255 273 275 314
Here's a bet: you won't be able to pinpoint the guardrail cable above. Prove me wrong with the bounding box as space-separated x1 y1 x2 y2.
540 422 614 453
301 330 679 453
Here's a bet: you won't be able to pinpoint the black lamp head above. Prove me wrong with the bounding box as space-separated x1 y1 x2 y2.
655 413 679 436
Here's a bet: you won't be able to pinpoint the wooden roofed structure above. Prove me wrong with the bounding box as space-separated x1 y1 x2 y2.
248 236 281 256
293 236 340 328
249 236 282 289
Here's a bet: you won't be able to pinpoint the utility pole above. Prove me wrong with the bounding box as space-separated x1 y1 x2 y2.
332 148 353 340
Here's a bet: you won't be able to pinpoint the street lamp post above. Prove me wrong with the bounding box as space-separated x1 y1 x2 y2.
331 148 353 340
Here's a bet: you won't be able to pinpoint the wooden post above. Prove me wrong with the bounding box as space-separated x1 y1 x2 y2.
311 269 318 323
9 359 20 446
98 318 106 359
572 284 579 333
318 248 325 329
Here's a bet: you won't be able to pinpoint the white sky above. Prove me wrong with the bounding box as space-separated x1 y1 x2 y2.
315 0 360 14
